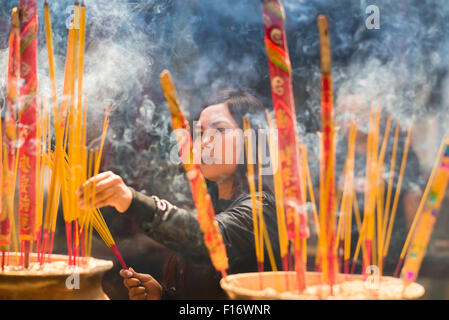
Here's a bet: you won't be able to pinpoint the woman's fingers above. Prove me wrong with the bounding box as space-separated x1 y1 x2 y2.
131 271 162 299
120 268 133 278
90 186 132 213
77 173 125 208
89 190 121 210
78 183 120 209
120 268 162 300
129 286 146 297
88 174 123 197
84 185 119 208
130 270 156 283
76 171 114 198
120 268 142 289
81 171 112 190
76 171 133 213
123 277 141 288
129 293 147 300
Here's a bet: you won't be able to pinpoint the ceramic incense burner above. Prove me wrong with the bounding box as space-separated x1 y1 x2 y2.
0 253 113 300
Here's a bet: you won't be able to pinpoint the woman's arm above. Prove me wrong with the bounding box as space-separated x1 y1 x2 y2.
125 187 212 263
77 172 279 271
76 171 211 263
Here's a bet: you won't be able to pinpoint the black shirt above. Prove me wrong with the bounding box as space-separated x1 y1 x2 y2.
124 187 280 299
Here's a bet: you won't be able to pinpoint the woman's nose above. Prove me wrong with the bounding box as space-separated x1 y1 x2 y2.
201 131 214 148
193 135 210 153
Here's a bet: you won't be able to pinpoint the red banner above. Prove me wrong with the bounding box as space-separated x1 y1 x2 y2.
1 9 20 251
18 0 38 242
261 1 309 241
261 0 309 291
161 71 229 276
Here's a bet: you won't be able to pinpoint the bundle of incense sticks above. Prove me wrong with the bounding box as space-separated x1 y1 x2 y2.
41 0 82 265
0 0 126 271
344 109 406 278
243 117 278 290
381 122 412 269
160 70 229 278
260 0 309 292
336 122 357 275
264 103 443 294
243 118 264 277
266 111 290 289
314 14 423 290
40 0 58 263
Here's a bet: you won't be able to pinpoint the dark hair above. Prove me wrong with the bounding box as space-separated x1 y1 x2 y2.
198 89 274 203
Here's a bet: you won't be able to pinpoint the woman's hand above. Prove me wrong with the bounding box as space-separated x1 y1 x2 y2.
76 171 133 213
120 268 162 300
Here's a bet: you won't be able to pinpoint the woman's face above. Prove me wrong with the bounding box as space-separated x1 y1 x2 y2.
194 103 243 183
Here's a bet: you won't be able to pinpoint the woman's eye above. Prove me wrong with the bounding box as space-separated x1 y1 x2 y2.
216 128 226 133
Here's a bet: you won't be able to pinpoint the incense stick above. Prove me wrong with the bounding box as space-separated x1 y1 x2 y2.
43 0 58 111
160 70 229 277
382 123 413 259
265 110 289 272
382 124 400 252
342 122 357 274
393 134 447 277
400 137 449 285
243 118 263 278
257 125 278 273
318 14 337 291
375 114 391 275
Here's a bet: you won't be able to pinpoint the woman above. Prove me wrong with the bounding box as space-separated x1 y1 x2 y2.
76 90 281 299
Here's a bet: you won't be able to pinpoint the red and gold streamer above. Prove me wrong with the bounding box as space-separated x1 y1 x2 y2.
0 8 20 252
160 70 229 276
18 1 39 265
261 0 309 291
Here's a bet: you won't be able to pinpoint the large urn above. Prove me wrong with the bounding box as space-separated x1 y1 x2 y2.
0 253 113 300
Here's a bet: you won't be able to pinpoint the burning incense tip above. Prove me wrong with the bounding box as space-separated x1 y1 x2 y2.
317 15 328 26
318 15 331 74
11 7 19 27
160 70 183 116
